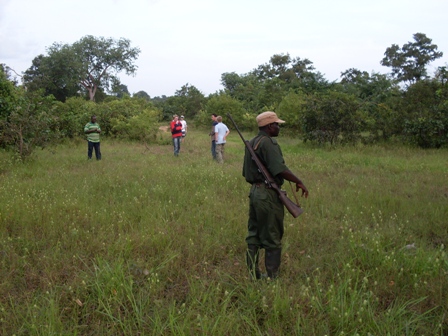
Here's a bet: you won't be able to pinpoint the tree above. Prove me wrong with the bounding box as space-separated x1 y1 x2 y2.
161 83 205 120
339 68 400 141
401 79 448 148
133 90 151 100
220 54 329 115
221 72 245 96
253 53 315 84
111 82 130 98
380 33 443 84
204 94 249 128
435 66 448 86
0 89 57 159
24 36 140 102
339 68 397 106
1 64 20 86
23 48 81 102
73 36 140 101
276 90 306 131
301 91 364 145
221 72 263 113
1 65 18 120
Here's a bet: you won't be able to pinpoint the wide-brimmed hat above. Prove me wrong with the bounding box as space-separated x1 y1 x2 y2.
256 111 285 127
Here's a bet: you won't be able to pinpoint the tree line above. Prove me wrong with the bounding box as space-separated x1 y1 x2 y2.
1 33 447 159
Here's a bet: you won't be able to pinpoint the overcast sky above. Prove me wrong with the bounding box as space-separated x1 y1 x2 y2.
1 0 447 97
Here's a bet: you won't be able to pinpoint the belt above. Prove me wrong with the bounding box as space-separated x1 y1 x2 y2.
252 182 270 188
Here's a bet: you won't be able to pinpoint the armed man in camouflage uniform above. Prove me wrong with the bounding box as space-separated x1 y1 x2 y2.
243 111 309 279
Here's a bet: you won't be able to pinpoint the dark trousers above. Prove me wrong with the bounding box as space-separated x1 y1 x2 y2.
88 141 101 160
246 184 284 249
211 140 216 160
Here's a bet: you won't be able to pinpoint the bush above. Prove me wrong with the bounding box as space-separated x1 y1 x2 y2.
0 90 57 160
110 108 161 143
301 91 364 145
199 94 254 130
276 90 306 131
53 97 97 138
401 81 448 148
404 113 448 148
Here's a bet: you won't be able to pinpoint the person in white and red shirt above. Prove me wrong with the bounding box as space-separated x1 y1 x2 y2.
170 115 183 156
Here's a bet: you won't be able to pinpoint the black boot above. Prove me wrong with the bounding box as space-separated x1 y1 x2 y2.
265 248 282 279
246 245 261 279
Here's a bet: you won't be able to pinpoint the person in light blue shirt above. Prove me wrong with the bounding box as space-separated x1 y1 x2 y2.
214 116 230 163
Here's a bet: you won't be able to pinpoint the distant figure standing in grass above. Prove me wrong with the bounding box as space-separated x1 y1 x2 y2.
243 111 309 279
209 113 218 160
215 116 230 164
170 114 183 156
180 115 188 142
84 115 102 160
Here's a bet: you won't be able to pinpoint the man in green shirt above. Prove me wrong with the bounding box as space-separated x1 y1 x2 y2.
84 115 102 160
243 111 309 279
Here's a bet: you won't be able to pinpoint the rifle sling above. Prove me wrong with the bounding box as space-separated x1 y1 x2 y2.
251 136 271 185
253 136 266 151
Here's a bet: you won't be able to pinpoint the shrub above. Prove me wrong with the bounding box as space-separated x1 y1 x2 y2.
110 108 161 143
301 91 364 145
0 90 57 160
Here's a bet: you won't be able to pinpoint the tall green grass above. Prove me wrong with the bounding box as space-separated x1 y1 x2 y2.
0 127 447 335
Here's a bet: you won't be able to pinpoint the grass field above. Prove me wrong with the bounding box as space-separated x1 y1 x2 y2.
0 126 447 335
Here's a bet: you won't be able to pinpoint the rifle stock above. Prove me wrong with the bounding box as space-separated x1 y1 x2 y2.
227 113 303 218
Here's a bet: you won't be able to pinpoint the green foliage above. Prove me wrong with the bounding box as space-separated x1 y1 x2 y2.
252 53 332 107
435 66 448 85
301 91 364 145
220 54 330 116
52 97 98 138
276 90 307 131
13 33 448 150
253 53 315 86
199 94 255 130
340 69 397 102
111 83 130 98
160 84 206 121
400 80 448 148
23 35 141 102
133 90 150 100
381 33 443 84
404 114 448 148
110 108 161 143
48 96 162 144
339 69 402 142
363 102 401 143
0 90 57 159
84 97 161 144
0 66 18 120
2 66 59 158
221 72 264 113
73 35 141 101
23 47 82 102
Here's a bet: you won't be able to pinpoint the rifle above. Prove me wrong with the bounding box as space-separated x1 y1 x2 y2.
227 113 304 218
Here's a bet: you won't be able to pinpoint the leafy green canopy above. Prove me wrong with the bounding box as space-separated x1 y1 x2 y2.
381 33 443 84
23 36 140 102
